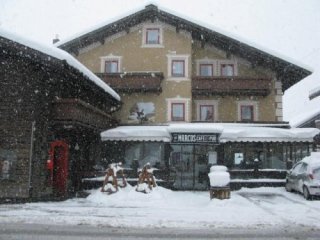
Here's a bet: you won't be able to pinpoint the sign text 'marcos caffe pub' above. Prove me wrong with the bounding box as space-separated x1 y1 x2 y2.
101 123 319 190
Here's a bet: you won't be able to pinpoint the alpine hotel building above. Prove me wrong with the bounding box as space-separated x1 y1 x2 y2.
56 4 319 190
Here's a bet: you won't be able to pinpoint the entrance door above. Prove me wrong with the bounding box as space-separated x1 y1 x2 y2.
171 144 217 190
49 140 69 196
171 145 194 189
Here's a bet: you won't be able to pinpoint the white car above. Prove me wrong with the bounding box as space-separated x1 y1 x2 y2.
285 152 320 200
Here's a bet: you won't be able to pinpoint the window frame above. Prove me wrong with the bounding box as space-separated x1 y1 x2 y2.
100 55 122 73
104 60 119 73
199 104 214 122
237 101 258 122
171 102 185 122
146 28 160 45
218 60 238 76
221 63 235 76
199 64 214 76
172 60 185 77
142 24 163 48
240 105 254 122
167 54 190 81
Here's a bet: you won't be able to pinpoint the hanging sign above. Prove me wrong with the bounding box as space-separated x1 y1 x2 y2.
171 133 219 144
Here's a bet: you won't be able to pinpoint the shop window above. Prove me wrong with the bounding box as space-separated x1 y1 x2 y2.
171 103 185 121
0 149 17 180
124 142 164 169
200 64 214 76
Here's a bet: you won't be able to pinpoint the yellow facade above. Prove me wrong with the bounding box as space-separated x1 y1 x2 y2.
76 21 281 124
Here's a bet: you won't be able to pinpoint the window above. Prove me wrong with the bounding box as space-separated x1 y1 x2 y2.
100 56 122 73
221 64 234 76
146 28 160 44
200 105 214 121
105 60 118 73
195 100 218 122
200 64 214 76
172 60 185 77
241 105 254 121
167 55 189 80
142 25 163 47
171 103 185 121
237 101 258 122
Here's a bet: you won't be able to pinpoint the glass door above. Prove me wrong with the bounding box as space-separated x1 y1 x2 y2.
171 145 194 190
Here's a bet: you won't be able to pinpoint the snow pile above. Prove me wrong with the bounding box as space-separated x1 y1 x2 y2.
208 165 230 187
1 186 320 229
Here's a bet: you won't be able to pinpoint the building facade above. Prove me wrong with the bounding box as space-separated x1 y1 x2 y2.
0 30 120 201
57 4 318 190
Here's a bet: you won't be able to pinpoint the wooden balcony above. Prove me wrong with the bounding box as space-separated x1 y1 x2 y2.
192 76 272 96
96 72 164 93
51 99 114 130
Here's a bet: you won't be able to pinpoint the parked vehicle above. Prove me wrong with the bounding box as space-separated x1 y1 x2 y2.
285 153 320 200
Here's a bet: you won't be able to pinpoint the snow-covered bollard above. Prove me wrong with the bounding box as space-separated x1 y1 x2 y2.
208 165 231 200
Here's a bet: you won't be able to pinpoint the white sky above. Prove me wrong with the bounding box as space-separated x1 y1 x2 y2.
1 0 319 122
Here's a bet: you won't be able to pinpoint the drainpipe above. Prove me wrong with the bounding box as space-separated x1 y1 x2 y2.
28 121 36 199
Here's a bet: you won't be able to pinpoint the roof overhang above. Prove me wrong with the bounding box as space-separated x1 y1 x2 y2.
57 4 312 91
101 124 319 143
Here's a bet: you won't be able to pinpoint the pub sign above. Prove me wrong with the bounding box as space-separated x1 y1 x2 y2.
171 133 220 144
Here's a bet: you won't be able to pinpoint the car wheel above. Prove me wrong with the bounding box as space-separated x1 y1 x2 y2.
285 181 292 192
303 186 312 200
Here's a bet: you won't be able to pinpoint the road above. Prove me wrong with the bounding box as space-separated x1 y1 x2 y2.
1 223 320 240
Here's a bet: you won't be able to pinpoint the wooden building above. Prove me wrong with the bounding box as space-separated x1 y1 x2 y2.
0 30 121 201
56 4 318 190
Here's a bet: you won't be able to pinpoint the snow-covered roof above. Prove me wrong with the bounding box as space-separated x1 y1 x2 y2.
0 28 120 102
55 4 312 90
290 108 320 127
309 86 320 100
101 124 319 143
101 126 171 142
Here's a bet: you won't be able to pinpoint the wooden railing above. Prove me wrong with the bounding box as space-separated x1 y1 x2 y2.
96 72 164 93
192 76 272 96
51 98 113 129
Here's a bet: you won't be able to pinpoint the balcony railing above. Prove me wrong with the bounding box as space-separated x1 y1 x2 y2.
51 98 113 129
96 72 164 93
192 76 272 96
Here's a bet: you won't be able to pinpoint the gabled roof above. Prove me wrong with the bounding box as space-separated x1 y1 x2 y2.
56 4 312 91
0 28 120 102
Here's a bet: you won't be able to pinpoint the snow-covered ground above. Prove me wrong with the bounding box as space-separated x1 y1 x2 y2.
0 186 320 230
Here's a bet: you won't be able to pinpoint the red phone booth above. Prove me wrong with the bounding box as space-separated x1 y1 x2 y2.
47 140 69 196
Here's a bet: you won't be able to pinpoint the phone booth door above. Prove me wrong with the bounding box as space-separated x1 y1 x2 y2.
48 140 69 196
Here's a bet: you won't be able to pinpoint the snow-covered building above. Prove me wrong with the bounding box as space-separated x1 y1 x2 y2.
0 29 121 201
57 4 318 190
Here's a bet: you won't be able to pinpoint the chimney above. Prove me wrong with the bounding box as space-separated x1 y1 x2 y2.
52 34 60 44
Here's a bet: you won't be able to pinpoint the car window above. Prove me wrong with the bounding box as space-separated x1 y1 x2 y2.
291 163 302 174
313 167 320 180
299 163 308 174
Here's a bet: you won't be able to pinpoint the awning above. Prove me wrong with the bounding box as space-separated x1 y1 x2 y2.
101 124 319 143
101 126 171 142
220 127 319 142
